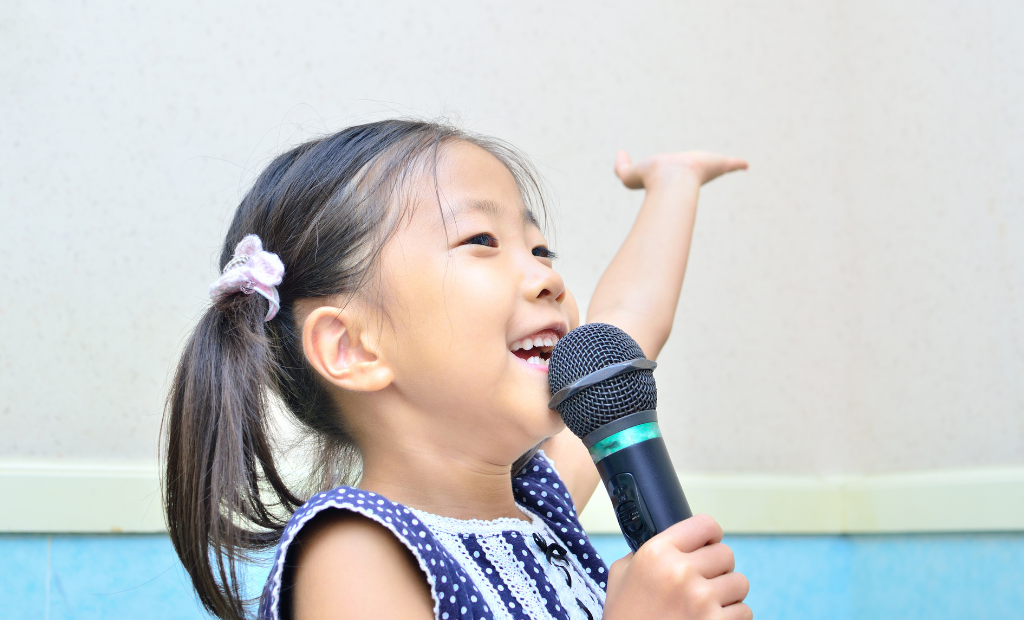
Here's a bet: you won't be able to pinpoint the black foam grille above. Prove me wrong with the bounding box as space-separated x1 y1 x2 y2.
548 323 657 439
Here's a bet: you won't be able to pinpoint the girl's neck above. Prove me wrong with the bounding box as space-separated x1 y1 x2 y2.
357 438 530 523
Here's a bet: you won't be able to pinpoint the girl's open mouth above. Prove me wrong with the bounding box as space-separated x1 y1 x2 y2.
509 330 561 368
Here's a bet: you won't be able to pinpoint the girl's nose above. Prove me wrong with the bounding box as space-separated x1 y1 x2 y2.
524 256 566 303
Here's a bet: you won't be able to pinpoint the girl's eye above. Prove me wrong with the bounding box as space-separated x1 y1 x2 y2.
462 233 499 248
532 246 558 260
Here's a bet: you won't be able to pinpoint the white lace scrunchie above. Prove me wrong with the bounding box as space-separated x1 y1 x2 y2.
208 234 285 321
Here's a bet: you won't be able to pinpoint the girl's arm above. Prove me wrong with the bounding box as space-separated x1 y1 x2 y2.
545 150 748 512
589 150 748 358
292 512 434 620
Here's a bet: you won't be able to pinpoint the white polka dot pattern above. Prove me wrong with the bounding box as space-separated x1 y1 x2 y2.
258 452 607 620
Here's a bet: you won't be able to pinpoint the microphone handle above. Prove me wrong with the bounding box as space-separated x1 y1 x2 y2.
595 435 693 552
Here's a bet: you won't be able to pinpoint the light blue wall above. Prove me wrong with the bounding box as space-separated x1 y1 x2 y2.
590 534 1024 620
3 533 1022 619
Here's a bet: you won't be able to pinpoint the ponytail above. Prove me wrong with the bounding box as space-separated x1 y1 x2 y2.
164 296 299 620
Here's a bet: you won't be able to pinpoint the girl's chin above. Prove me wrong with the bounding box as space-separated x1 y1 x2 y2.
516 409 566 446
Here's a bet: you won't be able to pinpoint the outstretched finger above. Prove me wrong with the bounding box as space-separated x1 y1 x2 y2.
723 157 749 172
703 156 749 183
614 150 645 189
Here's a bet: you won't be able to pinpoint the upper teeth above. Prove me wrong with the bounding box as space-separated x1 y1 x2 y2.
510 333 560 352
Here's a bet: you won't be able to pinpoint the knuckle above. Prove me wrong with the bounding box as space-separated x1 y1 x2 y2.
689 582 713 608
669 559 694 586
608 555 630 578
636 537 667 564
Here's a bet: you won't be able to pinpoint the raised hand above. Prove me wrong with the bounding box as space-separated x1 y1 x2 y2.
614 150 748 190
603 515 752 620
586 148 748 364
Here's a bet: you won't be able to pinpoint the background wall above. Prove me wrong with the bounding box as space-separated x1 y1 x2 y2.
2 1 1022 472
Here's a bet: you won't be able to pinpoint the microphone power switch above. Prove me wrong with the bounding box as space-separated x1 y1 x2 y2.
608 473 657 551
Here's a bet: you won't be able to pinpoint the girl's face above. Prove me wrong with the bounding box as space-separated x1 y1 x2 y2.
374 141 572 464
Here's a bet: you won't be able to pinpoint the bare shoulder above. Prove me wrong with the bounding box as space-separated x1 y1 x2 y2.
291 511 434 620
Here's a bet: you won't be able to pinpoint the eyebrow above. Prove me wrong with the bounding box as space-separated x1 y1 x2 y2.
441 199 540 229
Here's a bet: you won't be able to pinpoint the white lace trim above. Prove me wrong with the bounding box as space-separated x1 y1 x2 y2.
478 531 557 620
533 519 605 620
523 529 581 618
265 454 603 620
404 452 604 620
431 529 516 620
410 503 544 536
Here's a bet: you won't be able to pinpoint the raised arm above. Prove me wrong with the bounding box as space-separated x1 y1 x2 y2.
545 150 747 514
588 151 747 358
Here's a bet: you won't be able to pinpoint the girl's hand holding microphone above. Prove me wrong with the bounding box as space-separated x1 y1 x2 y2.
603 514 752 620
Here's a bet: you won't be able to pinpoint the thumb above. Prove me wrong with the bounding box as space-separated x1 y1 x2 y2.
659 514 724 553
614 150 644 189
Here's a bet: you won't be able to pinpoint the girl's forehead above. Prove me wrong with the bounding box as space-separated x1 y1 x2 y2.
453 199 540 230
405 143 540 231
435 141 523 197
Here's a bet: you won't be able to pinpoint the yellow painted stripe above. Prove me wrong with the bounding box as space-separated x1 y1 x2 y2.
2 460 1022 534
0 461 165 533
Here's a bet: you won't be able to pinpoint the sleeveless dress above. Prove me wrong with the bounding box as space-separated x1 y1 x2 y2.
258 451 608 620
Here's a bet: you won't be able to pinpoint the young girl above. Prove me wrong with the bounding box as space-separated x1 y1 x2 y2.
164 120 750 620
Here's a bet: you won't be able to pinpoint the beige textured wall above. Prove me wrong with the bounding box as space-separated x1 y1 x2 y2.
2 1 1021 474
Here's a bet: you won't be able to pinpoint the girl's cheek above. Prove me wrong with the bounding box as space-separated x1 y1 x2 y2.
453 265 514 310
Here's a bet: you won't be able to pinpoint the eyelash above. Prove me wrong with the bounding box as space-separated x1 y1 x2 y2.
533 246 557 260
463 233 499 248
460 233 557 260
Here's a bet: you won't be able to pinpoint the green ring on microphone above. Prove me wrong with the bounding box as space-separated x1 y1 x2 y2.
587 422 662 463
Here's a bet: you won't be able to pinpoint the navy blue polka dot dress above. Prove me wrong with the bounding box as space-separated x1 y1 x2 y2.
258 451 608 620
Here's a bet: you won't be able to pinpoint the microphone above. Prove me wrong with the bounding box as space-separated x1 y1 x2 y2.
548 323 692 552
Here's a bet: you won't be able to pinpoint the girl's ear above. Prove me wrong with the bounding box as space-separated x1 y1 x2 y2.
302 305 394 392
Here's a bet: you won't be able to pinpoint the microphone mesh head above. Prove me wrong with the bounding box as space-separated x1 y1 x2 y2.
548 323 657 439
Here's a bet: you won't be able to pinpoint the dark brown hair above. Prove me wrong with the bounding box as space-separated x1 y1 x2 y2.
162 119 545 619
